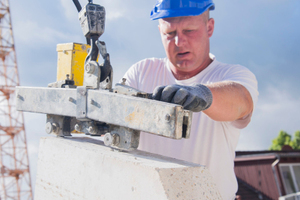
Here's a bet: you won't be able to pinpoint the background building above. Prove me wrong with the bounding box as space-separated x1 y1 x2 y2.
235 147 300 200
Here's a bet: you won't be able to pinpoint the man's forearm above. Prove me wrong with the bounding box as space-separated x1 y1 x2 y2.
203 81 253 122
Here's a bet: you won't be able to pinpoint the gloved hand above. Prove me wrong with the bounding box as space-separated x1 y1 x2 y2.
152 84 213 112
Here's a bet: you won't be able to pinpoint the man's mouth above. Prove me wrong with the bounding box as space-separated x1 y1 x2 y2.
177 52 190 58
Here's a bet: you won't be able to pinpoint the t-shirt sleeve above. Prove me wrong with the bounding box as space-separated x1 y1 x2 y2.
220 64 259 129
121 63 139 89
120 58 164 92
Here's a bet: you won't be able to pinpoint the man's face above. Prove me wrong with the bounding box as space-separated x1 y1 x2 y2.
159 13 214 79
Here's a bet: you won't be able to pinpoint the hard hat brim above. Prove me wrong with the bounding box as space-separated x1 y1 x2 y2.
150 4 215 20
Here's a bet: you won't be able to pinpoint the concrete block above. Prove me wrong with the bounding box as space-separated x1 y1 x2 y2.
34 137 221 200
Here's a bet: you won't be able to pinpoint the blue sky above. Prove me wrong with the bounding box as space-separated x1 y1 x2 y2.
9 0 300 191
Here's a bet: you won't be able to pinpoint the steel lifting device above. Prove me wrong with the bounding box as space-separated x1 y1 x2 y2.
16 0 192 151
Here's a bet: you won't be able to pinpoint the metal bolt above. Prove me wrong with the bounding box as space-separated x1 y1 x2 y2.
104 133 112 146
113 134 120 145
17 94 24 101
45 122 58 134
90 99 96 105
69 97 75 103
121 78 126 85
104 133 120 146
88 126 95 134
165 114 171 122
45 122 53 134
80 90 86 96
85 63 95 74
74 124 82 132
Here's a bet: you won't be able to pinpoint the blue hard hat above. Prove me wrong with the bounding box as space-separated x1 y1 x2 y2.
150 0 215 20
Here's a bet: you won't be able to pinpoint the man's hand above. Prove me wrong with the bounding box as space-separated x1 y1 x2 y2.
152 84 213 112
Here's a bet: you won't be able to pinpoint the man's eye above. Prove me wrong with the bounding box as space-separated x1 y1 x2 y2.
166 31 175 36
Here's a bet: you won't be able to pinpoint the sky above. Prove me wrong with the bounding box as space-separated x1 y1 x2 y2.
7 0 300 192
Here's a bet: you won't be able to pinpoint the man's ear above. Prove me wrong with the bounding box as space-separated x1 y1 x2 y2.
207 18 215 38
158 21 161 33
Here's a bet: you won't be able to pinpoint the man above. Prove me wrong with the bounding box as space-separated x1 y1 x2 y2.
123 0 258 199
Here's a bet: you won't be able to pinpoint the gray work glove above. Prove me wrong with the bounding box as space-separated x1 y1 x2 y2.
152 84 213 112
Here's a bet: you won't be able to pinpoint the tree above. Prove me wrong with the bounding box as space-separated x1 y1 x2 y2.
269 130 293 150
269 130 300 150
290 131 300 150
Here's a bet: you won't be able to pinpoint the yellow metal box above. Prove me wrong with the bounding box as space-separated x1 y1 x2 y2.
56 43 91 86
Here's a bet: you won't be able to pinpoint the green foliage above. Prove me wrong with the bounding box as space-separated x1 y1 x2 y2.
290 131 300 150
269 131 292 150
269 130 300 150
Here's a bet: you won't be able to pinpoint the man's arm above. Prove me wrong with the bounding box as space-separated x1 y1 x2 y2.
152 81 253 122
203 81 253 122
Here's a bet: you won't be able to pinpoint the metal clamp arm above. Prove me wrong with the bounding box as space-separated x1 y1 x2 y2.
16 86 192 150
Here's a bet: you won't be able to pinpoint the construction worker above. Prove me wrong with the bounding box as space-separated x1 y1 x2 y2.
123 0 258 199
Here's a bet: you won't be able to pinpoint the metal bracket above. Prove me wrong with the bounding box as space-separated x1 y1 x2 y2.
74 121 109 136
46 115 73 137
104 126 140 151
16 86 192 151
14 0 194 152
76 86 88 120
83 60 101 89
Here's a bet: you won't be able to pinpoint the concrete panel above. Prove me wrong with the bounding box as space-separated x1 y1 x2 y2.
34 137 221 200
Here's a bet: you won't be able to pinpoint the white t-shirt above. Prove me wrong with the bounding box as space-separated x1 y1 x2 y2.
123 56 259 200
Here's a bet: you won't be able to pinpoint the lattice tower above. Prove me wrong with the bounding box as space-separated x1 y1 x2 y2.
0 0 33 199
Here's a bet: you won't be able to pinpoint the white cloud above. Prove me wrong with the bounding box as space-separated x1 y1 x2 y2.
60 0 128 22
103 1 128 21
237 85 300 151
60 0 78 21
14 20 81 46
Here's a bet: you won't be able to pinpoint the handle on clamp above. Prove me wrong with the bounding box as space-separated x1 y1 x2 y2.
72 0 82 12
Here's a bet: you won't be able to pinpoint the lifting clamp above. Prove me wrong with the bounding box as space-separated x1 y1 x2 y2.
16 0 192 151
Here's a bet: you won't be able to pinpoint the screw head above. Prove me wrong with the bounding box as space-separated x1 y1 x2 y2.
88 126 95 134
45 122 58 134
165 114 171 122
112 134 120 146
104 133 113 146
90 99 96 105
45 122 53 134
104 133 120 146
85 63 95 74
121 78 127 85
74 124 81 132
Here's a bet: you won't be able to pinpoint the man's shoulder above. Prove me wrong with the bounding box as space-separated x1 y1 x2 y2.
213 60 245 69
210 60 253 75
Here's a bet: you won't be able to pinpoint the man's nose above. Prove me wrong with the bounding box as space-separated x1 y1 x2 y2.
174 33 186 47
